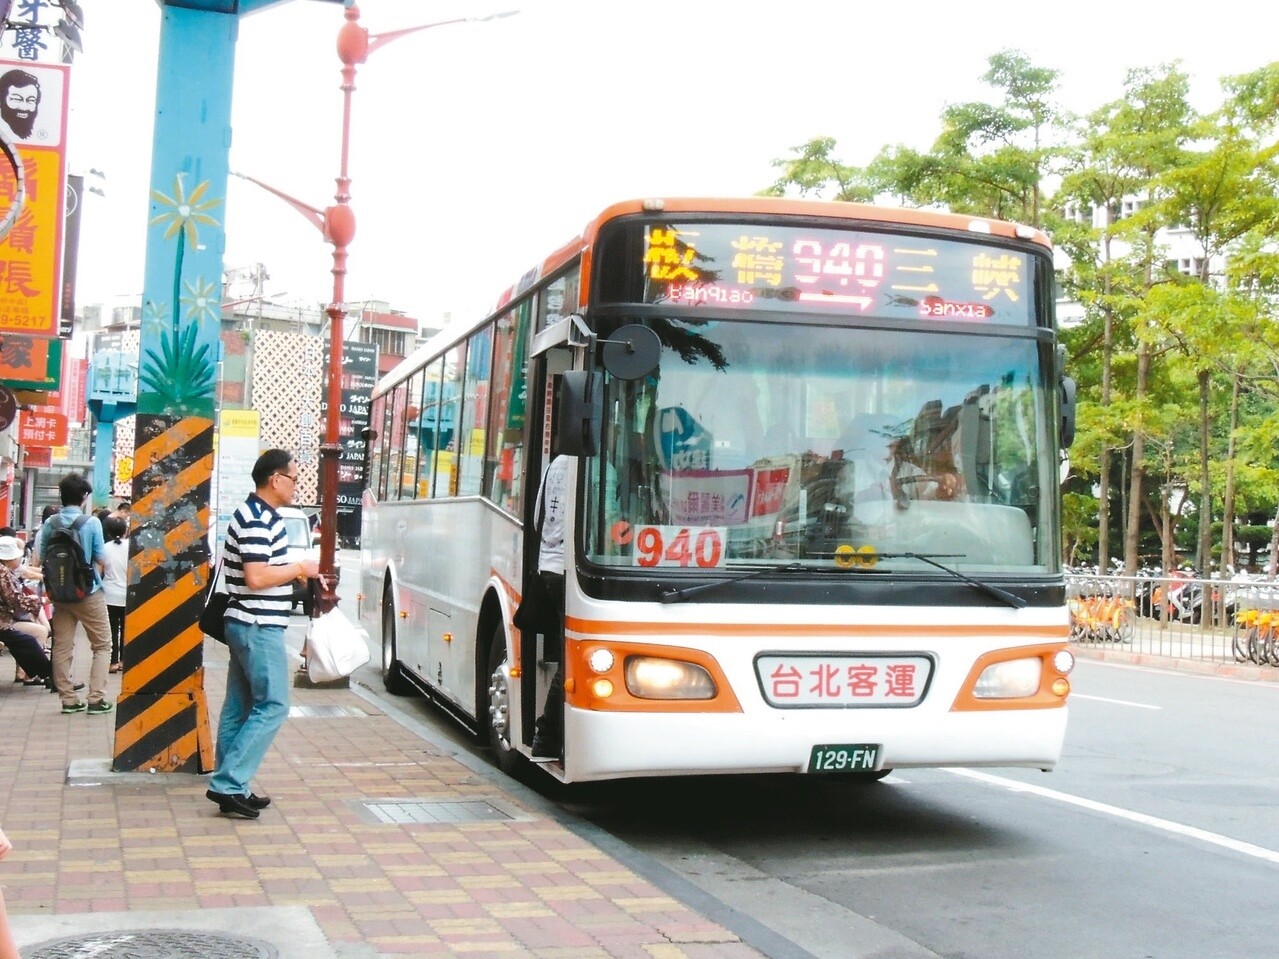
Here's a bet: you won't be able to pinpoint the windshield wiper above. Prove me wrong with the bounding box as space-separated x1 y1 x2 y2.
898 552 1027 609
659 554 1027 608
660 563 807 604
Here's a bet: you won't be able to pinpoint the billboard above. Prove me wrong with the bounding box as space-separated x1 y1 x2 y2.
0 59 69 338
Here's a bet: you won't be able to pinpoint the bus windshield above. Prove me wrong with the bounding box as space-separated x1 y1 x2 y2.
583 318 1058 576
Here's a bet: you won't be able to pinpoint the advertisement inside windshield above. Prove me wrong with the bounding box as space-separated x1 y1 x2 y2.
583 318 1058 576
598 221 1036 326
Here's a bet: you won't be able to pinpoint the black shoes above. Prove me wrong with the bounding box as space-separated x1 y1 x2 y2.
206 789 260 819
530 735 562 762
246 793 271 809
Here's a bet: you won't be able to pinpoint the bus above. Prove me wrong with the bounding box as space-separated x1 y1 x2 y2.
359 196 1077 783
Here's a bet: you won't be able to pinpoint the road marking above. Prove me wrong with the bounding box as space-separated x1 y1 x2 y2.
948 767 1279 865
1070 693 1161 710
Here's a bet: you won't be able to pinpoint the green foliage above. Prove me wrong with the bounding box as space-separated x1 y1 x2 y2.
762 49 1279 573
138 322 216 417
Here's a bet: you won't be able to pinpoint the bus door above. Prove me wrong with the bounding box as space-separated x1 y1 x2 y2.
518 349 570 750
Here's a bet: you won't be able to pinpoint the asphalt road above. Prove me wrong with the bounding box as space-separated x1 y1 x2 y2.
340 556 1279 959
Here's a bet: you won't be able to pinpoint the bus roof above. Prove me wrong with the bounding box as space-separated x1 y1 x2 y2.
490 196 1051 313
374 197 1053 395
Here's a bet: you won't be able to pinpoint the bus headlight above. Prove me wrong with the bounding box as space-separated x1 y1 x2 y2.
624 657 717 700
973 657 1042 699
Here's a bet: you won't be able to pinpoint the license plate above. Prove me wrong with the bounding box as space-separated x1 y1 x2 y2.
808 743 880 773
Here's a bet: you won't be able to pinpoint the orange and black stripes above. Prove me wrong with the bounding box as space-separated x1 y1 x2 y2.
112 413 215 773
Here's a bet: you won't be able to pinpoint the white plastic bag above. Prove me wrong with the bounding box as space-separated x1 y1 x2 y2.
306 608 370 683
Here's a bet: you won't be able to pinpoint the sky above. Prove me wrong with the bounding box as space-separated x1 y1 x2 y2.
52 0 1279 334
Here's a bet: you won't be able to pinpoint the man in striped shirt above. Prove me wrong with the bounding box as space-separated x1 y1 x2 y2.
206 449 319 819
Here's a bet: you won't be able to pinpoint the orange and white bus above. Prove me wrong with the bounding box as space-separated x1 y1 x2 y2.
359 197 1077 783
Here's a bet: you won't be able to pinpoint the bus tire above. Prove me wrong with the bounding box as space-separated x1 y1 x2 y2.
485 625 520 775
380 587 414 696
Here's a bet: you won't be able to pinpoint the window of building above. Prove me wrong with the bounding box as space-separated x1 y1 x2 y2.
364 326 408 358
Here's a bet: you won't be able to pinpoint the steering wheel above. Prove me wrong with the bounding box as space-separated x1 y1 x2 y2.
894 472 962 501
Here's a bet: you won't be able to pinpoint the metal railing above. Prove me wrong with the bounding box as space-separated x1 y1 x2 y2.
1065 573 1279 666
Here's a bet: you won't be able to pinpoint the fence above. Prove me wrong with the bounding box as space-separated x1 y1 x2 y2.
1065 573 1279 667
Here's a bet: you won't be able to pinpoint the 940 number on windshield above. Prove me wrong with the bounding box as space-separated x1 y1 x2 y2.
633 525 726 568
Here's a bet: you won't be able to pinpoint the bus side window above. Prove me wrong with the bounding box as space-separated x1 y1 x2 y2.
386 382 409 501
367 394 386 498
484 303 530 515
457 325 493 497
434 346 463 497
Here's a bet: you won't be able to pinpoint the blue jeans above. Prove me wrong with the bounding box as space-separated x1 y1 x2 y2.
210 618 289 796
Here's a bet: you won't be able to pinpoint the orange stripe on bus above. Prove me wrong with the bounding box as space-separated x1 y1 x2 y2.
566 617 1068 640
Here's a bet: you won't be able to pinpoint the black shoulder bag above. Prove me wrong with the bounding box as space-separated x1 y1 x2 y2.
200 558 231 644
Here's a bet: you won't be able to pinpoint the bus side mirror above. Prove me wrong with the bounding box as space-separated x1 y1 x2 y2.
558 370 602 457
1060 375 1076 449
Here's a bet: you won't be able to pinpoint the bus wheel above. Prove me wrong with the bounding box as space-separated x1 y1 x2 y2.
380 588 414 696
485 625 520 775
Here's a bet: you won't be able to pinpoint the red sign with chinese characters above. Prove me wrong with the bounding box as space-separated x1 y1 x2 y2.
0 59 70 338
756 654 933 707
18 407 66 446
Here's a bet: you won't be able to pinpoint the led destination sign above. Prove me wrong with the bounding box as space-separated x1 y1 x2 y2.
633 222 1035 326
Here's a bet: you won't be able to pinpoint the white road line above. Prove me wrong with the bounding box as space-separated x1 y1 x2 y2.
948 767 1279 866
1070 693 1161 710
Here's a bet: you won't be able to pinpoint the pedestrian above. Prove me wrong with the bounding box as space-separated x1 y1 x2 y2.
35 473 112 716
101 515 128 673
206 449 319 819
0 826 20 959
530 452 570 760
0 535 53 688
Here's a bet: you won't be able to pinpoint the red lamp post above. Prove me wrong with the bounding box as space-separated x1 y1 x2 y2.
237 4 517 613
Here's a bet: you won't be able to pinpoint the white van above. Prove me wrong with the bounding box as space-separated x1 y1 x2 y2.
277 507 319 615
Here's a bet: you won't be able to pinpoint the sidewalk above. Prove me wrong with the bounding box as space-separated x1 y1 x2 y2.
0 628 767 959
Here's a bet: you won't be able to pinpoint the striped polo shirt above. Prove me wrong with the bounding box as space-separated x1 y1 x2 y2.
223 492 293 628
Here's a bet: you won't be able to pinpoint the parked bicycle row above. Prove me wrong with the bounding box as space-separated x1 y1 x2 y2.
1065 570 1279 667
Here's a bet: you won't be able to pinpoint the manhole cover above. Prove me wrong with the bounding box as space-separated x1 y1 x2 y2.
288 704 366 718
357 799 514 825
24 929 278 959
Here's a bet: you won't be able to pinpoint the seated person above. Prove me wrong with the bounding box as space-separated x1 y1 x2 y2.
0 534 52 687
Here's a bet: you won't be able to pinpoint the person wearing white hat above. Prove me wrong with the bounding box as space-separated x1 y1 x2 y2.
0 534 53 688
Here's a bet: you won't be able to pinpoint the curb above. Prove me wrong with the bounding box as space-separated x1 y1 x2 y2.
1073 645 1279 682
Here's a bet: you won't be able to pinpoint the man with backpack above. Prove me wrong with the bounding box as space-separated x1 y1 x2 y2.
36 473 112 715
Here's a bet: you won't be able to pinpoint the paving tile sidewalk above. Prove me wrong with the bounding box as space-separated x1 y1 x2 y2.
0 635 766 959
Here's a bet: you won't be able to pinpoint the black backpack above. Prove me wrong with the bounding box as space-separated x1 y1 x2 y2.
43 514 95 604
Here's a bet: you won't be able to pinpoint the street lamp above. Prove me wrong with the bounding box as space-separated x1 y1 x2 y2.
238 4 518 614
